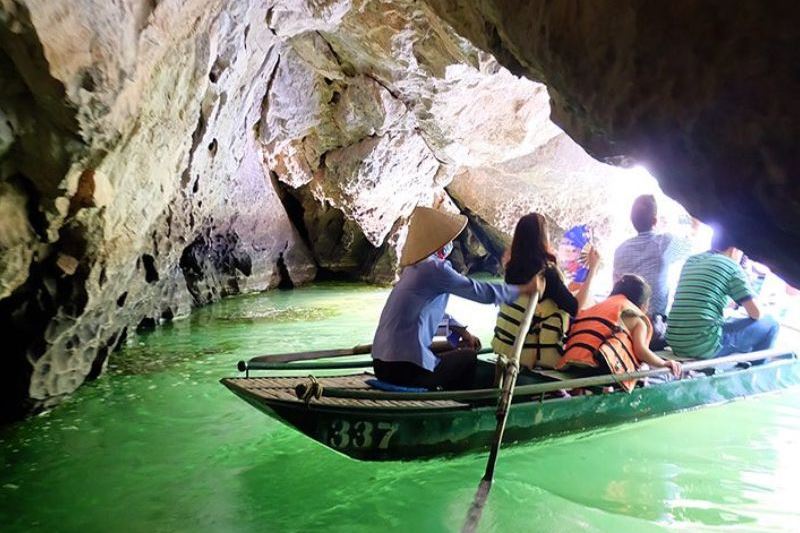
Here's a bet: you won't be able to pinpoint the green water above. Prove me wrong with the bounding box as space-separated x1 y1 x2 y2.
2 283 800 532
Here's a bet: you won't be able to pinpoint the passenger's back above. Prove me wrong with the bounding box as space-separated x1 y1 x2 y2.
666 251 753 358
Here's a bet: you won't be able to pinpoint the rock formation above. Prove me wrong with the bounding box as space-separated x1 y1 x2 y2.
0 1 319 418
4 0 792 418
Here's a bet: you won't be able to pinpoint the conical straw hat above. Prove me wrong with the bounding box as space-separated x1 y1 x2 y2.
400 206 468 266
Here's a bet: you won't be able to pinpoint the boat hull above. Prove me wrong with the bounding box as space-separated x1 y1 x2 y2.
223 357 800 461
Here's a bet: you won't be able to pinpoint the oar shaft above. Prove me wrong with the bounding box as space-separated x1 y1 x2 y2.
482 293 539 481
244 339 474 367
243 347 494 371
249 344 373 364
464 292 540 533
244 360 374 371
482 363 518 482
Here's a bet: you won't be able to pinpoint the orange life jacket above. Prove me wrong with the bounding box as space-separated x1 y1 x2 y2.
556 294 652 392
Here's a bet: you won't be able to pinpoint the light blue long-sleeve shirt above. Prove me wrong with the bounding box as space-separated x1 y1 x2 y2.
372 256 521 371
613 231 692 315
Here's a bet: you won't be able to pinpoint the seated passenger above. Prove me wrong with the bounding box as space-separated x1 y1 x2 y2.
557 275 682 392
372 206 544 391
666 226 779 358
613 194 694 350
492 213 599 370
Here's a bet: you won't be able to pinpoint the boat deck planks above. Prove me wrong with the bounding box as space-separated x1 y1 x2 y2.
223 374 468 409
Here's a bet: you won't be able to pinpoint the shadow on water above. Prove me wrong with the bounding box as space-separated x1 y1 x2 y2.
2 283 800 532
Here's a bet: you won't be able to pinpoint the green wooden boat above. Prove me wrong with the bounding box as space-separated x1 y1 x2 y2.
221 348 800 461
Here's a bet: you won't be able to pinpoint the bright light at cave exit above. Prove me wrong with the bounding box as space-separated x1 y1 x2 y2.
597 164 800 341
603 164 709 248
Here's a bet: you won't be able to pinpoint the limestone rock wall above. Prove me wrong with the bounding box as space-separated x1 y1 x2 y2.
0 0 317 418
259 1 647 280
427 0 800 284
1 0 505 416
260 2 467 277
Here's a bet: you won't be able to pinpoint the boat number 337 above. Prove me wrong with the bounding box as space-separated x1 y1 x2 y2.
326 420 399 449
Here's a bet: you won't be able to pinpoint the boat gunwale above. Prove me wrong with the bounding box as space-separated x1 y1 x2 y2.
321 350 796 401
221 353 799 415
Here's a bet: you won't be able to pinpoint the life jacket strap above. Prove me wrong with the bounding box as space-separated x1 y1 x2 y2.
492 331 565 352
572 315 623 332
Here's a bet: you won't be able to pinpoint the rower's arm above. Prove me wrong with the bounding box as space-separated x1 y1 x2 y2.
438 261 521 305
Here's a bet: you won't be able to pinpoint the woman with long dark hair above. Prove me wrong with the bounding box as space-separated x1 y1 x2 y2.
492 213 600 369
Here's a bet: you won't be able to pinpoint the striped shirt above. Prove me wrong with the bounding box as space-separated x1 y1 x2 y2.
613 231 692 315
666 252 754 358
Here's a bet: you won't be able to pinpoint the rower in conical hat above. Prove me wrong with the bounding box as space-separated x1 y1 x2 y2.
400 206 468 267
371 205 546 391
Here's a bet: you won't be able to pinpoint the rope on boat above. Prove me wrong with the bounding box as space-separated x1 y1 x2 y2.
296 376 324 405
494 354 509 388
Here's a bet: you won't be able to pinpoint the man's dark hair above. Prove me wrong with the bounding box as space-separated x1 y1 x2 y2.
610 274 652 310
630 195 657 233
711 224 737 251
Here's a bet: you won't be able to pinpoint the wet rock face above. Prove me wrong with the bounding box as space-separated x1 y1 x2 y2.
427 0 800 283
0 1 316 418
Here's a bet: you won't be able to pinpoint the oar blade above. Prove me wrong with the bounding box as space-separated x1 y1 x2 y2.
462 478 492 533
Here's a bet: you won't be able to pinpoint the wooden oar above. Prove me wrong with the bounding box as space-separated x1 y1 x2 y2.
242 346 495 372
462 291 540 533
246 344 373 365
240 339 471 371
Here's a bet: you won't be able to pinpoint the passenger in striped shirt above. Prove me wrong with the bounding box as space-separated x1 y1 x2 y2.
666 227 779 358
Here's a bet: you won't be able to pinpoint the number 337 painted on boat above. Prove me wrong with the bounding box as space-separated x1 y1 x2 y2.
326 420 399 449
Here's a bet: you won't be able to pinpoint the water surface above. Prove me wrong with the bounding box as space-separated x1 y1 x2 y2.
2 283 800 532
